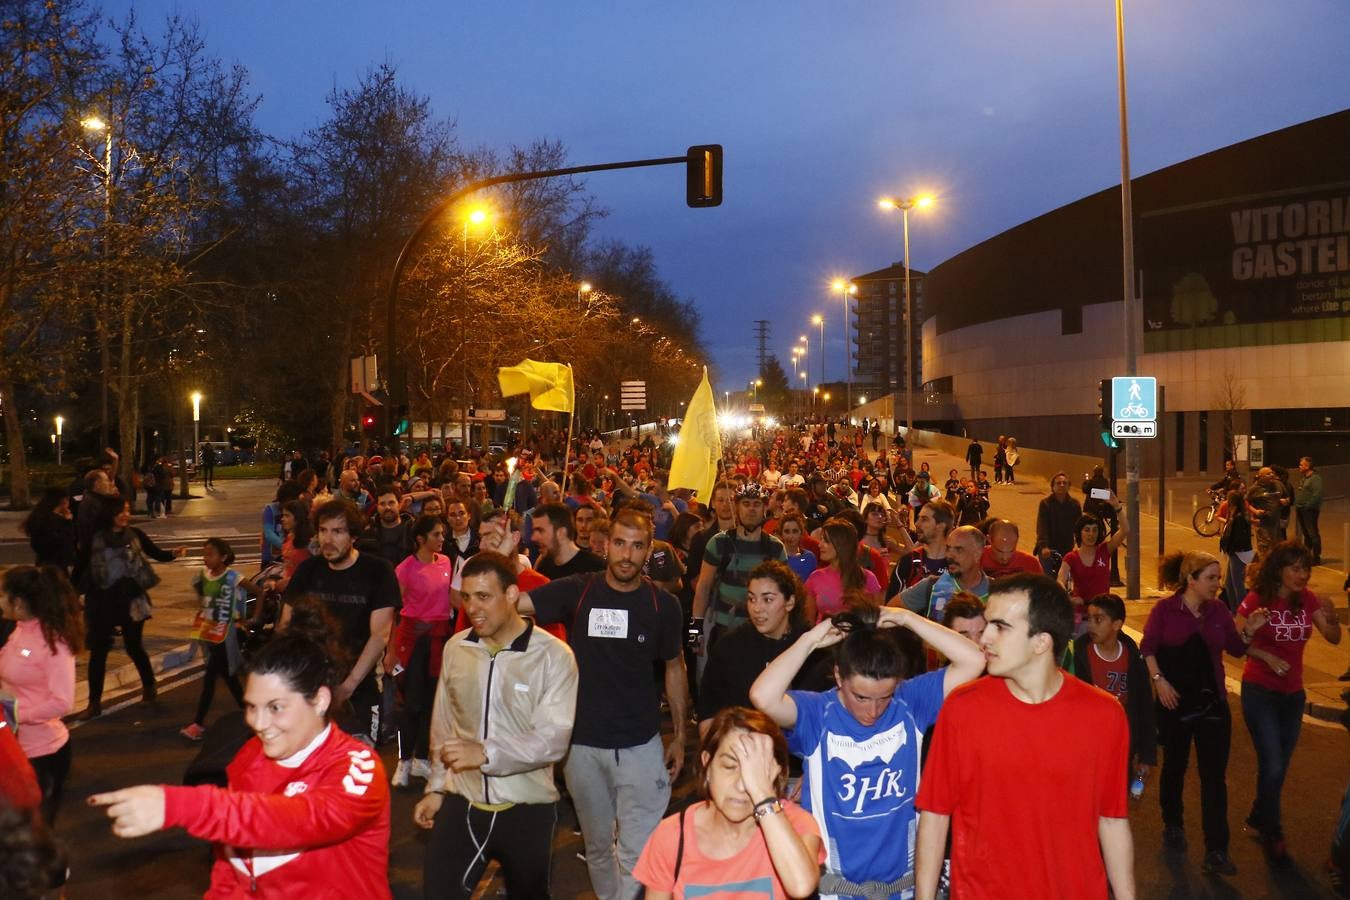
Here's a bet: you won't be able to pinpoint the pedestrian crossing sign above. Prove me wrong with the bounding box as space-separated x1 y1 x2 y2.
1111 377 1157 423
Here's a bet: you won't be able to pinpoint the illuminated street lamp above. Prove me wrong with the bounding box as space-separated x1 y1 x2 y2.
877 194 936 437
191 391 203 477
811 314 825 388
831 279 858 409
578 281 592 302
54 415 64 466
83 115 115 448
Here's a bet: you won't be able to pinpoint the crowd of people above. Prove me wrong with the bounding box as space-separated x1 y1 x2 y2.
0 421 1345 899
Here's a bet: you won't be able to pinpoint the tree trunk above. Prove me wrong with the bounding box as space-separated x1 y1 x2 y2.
0 377 31 509
114 294 141 508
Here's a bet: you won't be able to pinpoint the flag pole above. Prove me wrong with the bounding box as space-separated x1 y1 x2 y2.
561 363 576 490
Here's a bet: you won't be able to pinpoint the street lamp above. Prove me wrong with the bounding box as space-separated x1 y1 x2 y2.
83 115 115 449
191 391 202 478
1114 0 1142 599
579 281 592 302
54 415 64 466
878 194 936 438
831 279 858 410
811 314 825 389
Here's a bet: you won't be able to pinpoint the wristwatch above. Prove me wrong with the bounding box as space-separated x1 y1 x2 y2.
752 797 784 820
1151 672 1162 681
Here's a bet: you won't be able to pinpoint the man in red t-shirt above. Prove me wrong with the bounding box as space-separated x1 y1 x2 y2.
915 574 1136 900
980 519 1042 578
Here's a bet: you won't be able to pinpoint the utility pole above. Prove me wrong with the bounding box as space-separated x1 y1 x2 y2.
1115 0 1141 599
753 320 770 377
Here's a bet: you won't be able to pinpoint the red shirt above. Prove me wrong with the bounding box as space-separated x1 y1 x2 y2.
1238 588 1322 693
980 547 1042 578
918 675 1129 900
1065 547 1112 601
163 725 391 899
1086 641 1131 705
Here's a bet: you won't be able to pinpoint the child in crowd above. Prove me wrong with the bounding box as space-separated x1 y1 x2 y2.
180 538 251 741
1070 593 1156 797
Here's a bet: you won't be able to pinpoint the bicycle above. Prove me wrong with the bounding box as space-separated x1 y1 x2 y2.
1192 489 1224 537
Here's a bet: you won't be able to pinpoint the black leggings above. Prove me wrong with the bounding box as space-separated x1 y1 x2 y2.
86 619 154 707
424 793 557 899
30 740 72 827
193 641 245 726
397 633 435 761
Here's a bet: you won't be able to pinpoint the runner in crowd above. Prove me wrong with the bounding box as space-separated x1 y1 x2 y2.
692 482 786 650
415 552 578 898
1143 550 1248 876
516 505 687 900
0 566 81 826
635 707 824 899
180 539 252 742
90 597 392 897
916 574 1136 900
751 602 985 898
282 498 401 745
803 520 882 623
1235 541 1341 867
1034 472 1081 576
1057 502 1129 630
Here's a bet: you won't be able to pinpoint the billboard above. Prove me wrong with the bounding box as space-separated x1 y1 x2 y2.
1141 186 1350 333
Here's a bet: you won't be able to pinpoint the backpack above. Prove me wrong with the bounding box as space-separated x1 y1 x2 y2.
1219 510 1251 555
710 530 778 618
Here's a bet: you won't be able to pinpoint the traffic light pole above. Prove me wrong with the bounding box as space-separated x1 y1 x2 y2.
1114 0 1141 600
384 149 719 450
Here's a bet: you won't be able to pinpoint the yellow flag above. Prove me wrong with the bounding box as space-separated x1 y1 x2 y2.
668 367 722 500
497 359 575 413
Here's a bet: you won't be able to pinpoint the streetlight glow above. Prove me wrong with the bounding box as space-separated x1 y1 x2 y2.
579 281 592 293
878 193 938 439
810 314 823 326
81 116 108 132
467 207 488 225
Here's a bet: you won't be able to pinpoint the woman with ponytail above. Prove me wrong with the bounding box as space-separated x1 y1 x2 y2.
90 596 392 898
750 602 985 897
0 566 82 825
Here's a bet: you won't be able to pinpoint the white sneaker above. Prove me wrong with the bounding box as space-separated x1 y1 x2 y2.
391 759 411 788
410 758 432 780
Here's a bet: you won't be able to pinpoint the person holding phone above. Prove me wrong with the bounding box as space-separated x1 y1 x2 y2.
1058 503 1129 630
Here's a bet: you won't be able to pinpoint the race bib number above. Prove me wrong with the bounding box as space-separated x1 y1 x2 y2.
587 608 630 639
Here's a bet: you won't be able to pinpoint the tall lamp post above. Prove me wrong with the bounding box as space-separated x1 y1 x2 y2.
82 115 114 449
191 391 203 479
54 416 64 466
877 194 934 437
1115 0 1141 600
831 280 858 411
811 314 824 388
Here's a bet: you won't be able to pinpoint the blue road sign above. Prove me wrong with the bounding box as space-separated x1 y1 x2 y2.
1111 376 1157 422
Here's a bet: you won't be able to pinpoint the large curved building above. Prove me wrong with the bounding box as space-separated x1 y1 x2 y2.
916 110 1350 471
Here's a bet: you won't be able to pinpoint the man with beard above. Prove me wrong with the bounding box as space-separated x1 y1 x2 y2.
531 502 605 579
1035 472 1082 576
282 498 401 744
894 525 991 622
886 499 955 601
360 484 414 566
517 507 687 900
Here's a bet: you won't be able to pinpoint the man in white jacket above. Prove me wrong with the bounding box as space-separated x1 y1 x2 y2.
413 551 579 899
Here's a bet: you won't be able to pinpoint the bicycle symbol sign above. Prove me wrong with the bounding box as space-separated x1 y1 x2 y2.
1111 377 1157 422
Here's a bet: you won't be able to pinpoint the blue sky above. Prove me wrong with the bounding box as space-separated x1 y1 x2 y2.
110 0 1350 391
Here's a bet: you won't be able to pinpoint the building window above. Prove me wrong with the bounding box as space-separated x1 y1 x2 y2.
1175 412 1185 473
1198 411 1208 472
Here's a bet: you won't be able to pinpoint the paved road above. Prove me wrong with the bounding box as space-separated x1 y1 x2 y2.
52 667 1350 899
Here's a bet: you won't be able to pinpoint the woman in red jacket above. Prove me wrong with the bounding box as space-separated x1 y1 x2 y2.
90 598 391 898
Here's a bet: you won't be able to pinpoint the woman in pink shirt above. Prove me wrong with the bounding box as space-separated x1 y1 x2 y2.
803 521 881 623
387 514 454 788
1235 541 1342 866
0 565 82 825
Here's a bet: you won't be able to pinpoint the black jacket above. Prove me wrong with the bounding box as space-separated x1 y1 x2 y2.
1070 631 1157 766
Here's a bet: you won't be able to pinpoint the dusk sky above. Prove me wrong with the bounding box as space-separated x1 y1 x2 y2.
112 1 1350 392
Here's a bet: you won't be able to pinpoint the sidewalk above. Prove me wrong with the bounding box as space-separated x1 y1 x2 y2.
0 479 278 722
907 439 1350 723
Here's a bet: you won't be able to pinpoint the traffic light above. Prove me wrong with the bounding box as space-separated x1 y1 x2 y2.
362 409 378 435
686 144 723 208
394 404 410 437
1097 379 1118 449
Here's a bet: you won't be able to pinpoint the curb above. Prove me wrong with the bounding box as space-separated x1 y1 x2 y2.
71 640 200 711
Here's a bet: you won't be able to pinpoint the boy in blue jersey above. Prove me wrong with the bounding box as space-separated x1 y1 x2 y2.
750 603 986 899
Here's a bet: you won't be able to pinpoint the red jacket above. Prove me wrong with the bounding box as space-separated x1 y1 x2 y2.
163 725 390 899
